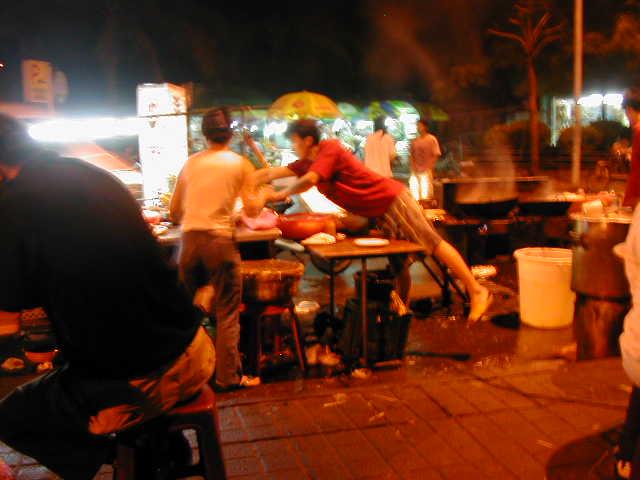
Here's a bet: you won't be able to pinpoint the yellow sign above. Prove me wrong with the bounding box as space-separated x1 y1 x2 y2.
22 60 53 106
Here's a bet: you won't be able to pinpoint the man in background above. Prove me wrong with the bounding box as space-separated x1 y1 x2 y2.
170 107 268 391
410 118 441 202
254 119 492 323
364 116 396 178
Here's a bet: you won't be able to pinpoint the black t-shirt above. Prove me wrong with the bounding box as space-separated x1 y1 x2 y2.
0 153 200 378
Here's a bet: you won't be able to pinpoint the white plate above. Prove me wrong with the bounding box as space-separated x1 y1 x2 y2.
353 238 390 247
152 225 169 236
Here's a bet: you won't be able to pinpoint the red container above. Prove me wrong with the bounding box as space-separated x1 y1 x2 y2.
278 213 332 240
24 348 58 364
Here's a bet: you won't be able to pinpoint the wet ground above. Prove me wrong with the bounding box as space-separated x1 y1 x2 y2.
290 251 575 375
0 247 630 479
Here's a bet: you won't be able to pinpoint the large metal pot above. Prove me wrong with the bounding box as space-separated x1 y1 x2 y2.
241 259 305 303
518 198 572 216
570 213 632 299
278 213 333 240
455 196 518 218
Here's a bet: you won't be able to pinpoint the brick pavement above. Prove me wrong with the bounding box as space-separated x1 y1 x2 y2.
0 357 630 479
211 357 628 480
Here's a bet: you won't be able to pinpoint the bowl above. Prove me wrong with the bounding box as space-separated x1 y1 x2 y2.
278 213 333 240
294 300 321 324
24 348 59 364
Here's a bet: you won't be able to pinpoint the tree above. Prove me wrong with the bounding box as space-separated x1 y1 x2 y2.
584 8 640 84
97 0 164 105
489 0 564 173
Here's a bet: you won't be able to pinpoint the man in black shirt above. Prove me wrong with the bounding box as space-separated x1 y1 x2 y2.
0 114 215 479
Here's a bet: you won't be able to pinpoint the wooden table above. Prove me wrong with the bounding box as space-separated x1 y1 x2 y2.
155 226 282 247
307 239 424 367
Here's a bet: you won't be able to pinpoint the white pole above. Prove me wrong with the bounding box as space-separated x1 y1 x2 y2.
572 0 583 187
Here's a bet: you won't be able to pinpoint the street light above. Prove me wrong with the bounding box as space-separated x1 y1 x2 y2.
572 0 583 187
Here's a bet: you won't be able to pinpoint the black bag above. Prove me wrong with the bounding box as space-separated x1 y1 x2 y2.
353 268 395 302
337 298 412 365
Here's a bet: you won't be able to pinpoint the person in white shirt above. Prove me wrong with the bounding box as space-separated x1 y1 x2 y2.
170 107 268 390
364 116 396 177
612 90 640 479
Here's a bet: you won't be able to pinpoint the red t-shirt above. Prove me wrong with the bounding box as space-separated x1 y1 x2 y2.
287 139 404 218
624 123 640 207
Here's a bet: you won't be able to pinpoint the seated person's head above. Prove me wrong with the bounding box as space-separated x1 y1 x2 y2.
0 114 35 167
288 119 320 158
202 107 232 144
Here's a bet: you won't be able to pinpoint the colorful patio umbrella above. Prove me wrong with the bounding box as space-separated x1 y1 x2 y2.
268 91 342 119
381 100 420 118
337 102 360 119
414 102 450 122
363 101 387 120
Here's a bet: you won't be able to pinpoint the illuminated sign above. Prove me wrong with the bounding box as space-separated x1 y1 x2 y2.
137 83 189 204
22 60 54 108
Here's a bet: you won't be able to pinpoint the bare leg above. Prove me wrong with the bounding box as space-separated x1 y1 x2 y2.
433 241 492 322
388 255 411 306
396 262 412 306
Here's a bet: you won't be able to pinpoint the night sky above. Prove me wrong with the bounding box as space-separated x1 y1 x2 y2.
0 0 636 114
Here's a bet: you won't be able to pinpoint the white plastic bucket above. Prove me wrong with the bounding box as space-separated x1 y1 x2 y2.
513 247 575 328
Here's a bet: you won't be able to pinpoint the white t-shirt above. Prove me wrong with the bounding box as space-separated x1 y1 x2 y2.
411 133 441 174
620 206 640 384
178 149 252 235
364 131 396 178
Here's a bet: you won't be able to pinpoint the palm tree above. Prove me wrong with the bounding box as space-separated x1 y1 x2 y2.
489 0 563 173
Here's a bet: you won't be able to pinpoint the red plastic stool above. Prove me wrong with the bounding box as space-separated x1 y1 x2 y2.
112 384 226 479
240 303 306 377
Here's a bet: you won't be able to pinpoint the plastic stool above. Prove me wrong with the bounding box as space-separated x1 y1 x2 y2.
112 384 226 479
241 303 306 377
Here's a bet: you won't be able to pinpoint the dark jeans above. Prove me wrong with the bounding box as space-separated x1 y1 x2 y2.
620 386 640 462
179 231 243 387
0 329 213 480
0 366 124 479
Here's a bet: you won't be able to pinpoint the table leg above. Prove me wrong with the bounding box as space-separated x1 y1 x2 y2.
361 258 368 367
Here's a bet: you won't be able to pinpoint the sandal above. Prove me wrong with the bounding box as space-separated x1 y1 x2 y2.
214 375 261 393
615 459 631 480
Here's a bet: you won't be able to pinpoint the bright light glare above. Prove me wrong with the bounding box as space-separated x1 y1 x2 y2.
355 120 373 131
398 113 419 124
264 121 288 138
299 187 343 214
577 94 603 108
28 117 143 143
604 93 623 107
332 118 348 132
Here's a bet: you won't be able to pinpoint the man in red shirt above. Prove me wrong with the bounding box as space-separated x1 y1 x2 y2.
255 119 492 323
624 88 640 208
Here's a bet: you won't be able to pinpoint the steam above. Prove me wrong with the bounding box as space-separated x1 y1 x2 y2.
363 0 495 102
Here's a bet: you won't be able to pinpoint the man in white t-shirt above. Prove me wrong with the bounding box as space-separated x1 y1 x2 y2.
170 107 268 390
364 116 396 177
410 118 441 201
